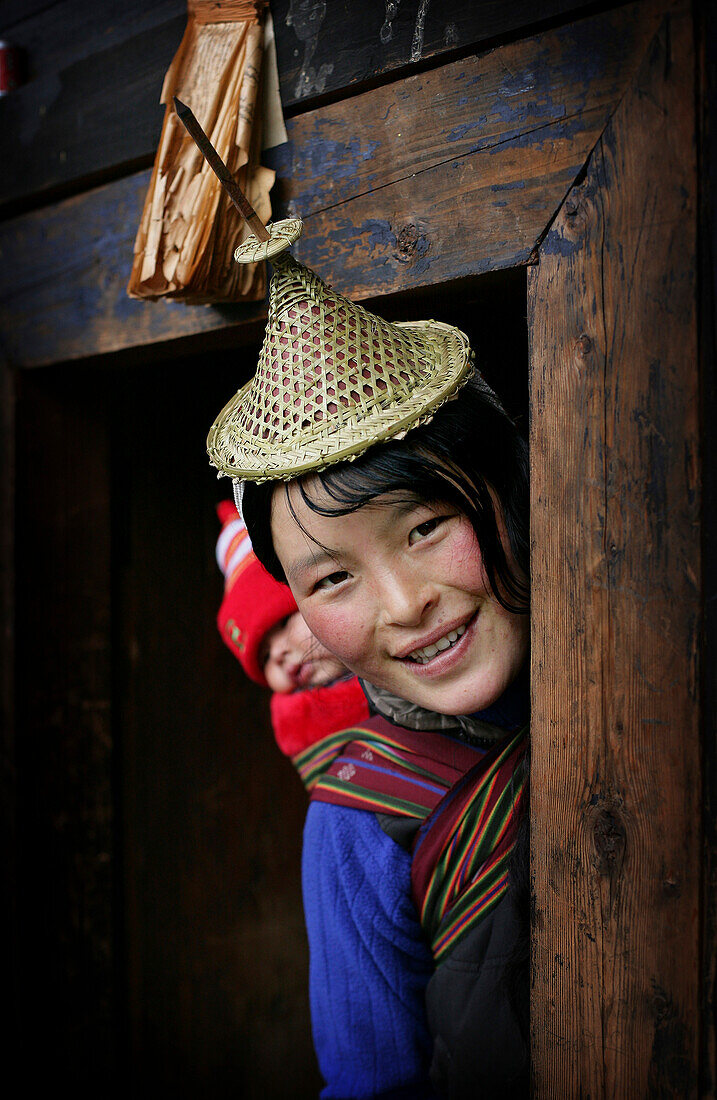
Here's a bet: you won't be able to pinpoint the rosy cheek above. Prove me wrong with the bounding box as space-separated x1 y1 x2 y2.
301 604 363 665
448 524 489 590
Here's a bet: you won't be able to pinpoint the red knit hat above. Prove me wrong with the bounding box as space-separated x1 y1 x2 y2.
215 500 297 686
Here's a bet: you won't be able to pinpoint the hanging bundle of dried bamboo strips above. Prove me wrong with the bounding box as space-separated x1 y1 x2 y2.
128 0 274 303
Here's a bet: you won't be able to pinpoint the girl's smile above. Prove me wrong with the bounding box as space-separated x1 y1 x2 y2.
396 609 476 673
271 482 528 715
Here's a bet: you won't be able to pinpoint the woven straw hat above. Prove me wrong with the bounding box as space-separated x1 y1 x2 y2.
207 219 474 482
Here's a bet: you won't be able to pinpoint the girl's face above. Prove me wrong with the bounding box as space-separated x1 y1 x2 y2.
260 609 347 694
271 481 528 716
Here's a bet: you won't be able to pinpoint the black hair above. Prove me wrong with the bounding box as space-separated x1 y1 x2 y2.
242 373 529 614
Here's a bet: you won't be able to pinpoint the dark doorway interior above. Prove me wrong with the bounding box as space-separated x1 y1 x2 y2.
12 266 527 1097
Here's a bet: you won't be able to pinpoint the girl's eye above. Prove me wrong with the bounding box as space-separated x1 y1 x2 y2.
315 570 350 591
409 517 444 545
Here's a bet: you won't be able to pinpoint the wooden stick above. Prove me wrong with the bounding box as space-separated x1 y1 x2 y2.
173 96 270 242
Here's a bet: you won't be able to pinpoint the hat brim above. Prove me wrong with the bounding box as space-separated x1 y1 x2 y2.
207 320 473 483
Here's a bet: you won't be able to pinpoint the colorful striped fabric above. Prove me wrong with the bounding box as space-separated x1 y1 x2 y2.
293 714 528 962
293 714 487 818
411 728 527 961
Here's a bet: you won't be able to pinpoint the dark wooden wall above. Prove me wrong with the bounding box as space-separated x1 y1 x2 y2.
0 0 647 367
0 0 712 1095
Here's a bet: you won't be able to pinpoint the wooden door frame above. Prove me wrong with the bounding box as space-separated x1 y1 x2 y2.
528 1 705 1091
1 0 709 1091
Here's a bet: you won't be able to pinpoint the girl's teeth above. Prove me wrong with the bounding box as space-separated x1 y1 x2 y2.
408 624 467 663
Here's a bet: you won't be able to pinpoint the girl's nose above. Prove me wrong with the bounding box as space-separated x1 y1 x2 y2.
377 567 436 627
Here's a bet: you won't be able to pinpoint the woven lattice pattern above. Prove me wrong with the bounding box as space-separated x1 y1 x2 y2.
207 223 473 481
233 217 303 263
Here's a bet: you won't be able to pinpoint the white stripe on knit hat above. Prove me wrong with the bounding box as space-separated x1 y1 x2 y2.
216 516 251 575
225 537 253 581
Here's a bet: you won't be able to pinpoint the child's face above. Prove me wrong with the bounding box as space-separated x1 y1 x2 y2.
260 610 347 694
271 482 529 716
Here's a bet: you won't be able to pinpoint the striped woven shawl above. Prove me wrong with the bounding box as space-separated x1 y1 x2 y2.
293 714 527 962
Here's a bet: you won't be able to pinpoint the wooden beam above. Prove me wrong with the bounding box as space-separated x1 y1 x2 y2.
0 0 185 211
283 0 660 295
0 0 606 212
529 1 700 1091
0 1 660 367
271 0 603 107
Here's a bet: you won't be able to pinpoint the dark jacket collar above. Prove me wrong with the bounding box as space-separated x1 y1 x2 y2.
360 664 529 749
359 679 510 749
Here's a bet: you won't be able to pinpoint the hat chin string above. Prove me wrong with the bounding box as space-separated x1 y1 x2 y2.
232 479 246 522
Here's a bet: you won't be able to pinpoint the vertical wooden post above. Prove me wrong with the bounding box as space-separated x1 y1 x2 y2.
698 0 717 1089
529 2 700 1094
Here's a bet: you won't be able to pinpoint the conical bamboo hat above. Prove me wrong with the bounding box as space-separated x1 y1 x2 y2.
207 219 474 482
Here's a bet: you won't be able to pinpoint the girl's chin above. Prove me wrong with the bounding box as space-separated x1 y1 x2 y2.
389 669 513 716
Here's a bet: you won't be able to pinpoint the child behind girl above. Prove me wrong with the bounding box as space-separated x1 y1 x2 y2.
215 500 369 759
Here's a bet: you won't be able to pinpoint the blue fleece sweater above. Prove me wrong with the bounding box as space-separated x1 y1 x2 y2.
302 676 529 1099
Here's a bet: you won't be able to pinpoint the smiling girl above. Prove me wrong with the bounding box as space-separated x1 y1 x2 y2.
208 219 530 1099
268 468 527 718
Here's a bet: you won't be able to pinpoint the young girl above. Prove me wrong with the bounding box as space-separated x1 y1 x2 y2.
207 220 530 1098
215 500 369 758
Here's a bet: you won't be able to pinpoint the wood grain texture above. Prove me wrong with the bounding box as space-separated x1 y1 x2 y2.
279 0 660 297
0 1 660 367
698 0 717 1090
0 0 186 210
271 0 599 106
0 0 603 210
0 168 268 366
528 1 700 1093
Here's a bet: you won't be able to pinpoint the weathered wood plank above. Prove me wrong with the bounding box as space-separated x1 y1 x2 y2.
0 1 660 367
0 0 605 210
0 0 183 81
271 0 601 105
0 0 185 211
277 1 645 214
280 0 659 294
529 1 700 1093
0 168 268 365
